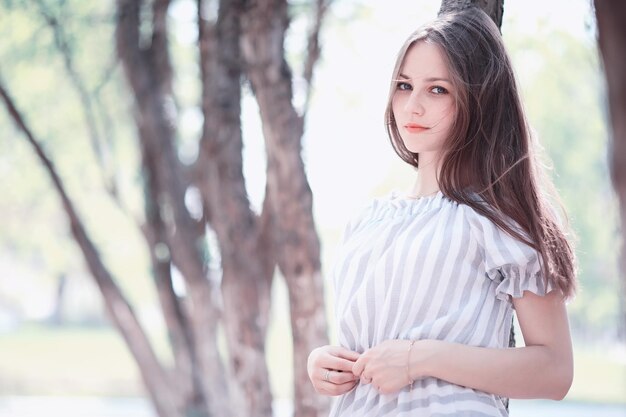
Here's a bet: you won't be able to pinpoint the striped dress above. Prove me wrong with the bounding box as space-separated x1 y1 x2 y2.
329 190 554 417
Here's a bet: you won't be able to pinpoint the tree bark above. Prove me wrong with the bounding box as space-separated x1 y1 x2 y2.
594 0 626 341
439 0 504 29
115 0 232 415
240 1 330 416
197 0 274 415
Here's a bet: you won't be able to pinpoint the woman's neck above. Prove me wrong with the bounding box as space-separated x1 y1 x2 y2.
410 154 441 198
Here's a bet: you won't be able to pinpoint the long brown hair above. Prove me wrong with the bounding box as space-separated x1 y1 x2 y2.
384 7 576 299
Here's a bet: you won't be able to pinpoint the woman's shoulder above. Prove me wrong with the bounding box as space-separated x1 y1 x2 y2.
448 192 533 250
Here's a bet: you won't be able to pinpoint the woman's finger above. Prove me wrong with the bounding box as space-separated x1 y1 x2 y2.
328 346 361 361
352 355 366 376
322 355 359 373
312 348 359 372
322 380 358 396
322 369 359 385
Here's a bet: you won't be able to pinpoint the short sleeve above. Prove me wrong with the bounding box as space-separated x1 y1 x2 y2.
468 208 556 303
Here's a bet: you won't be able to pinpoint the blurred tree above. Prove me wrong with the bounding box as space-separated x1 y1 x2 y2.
1 0 331 416
594 0 626 341
508 27 621 341
438 0 624 344
439 0 503 28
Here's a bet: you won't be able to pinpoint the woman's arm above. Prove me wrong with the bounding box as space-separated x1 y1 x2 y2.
352 290 573 399
415 290 573 400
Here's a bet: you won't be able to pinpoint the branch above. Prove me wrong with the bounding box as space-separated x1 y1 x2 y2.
140 211 200 402
32 0 141 224
197 2 275 415
0 75 180 417
117 0 205 284
34 0 116 193
197 0 256 237
150 0 174 96
258 184 276 280
240 2 329 415
117 2 230 414
116 0 145 93
301 0 331 117
94 56 119 94
92 59 123 203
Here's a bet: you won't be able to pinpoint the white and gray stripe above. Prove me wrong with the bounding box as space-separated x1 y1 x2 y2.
329 191 554 417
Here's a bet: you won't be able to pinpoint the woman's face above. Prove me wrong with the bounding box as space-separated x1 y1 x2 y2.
391 41 456 161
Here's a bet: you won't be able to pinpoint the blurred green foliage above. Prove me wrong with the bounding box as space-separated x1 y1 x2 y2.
505 24 621 341
0 0 155 317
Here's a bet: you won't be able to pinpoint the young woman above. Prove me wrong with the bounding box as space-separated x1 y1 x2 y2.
307 7 577 417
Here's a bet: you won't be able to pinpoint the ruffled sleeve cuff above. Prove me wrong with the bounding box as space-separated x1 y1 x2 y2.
487 264 556 303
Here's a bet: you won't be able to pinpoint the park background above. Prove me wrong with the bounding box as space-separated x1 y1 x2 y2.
0 0 624 415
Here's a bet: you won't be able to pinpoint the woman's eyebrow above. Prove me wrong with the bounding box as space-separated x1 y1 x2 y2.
425 77 452 83
398 73 451 83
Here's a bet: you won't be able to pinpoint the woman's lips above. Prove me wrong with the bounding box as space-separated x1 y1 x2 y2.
404 123 429 133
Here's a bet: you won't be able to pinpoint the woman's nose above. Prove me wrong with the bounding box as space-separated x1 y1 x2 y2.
405 91 425 115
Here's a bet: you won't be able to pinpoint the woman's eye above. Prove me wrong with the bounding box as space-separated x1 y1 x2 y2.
430 86 448 95
396 82 412 91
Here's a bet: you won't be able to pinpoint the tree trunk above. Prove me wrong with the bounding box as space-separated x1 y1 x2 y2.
594 0 626 341
439 0 504 29
197 0 274 415
240 1 330 416
115 0 233 415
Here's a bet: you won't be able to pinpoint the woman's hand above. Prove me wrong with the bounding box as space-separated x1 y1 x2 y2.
307 345 361 396
352 339 431 395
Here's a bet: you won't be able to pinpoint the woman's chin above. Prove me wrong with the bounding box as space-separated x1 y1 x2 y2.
402 143 427 154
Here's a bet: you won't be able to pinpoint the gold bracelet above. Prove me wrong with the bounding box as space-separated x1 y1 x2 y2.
407 339 416 391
